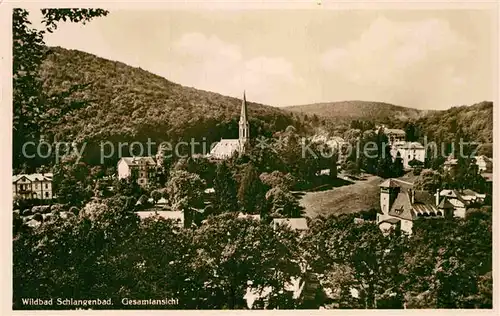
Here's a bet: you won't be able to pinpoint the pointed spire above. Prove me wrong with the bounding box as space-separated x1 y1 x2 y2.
240 90 247 123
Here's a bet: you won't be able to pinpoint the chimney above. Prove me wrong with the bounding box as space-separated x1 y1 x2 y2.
435 189 440 206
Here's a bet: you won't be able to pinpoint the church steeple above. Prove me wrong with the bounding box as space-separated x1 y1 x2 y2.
239 91 249 152
240 90 248 124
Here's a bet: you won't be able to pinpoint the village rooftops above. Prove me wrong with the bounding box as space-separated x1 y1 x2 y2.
135 210 184 225
119 156 156 166
12 173 53 182
237 213 261 221
387 186 441 221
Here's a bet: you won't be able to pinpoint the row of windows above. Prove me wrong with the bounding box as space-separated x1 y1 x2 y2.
31 192 50 198
17 183 49 190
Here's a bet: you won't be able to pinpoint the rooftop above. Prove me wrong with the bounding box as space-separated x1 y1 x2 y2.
395 142 425 149
379 178 414 189
120 156 156 166
273 218 309 231
209 139 240 159
13 173 53 183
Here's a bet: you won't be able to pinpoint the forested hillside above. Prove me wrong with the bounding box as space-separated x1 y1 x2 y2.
36 47 493 166
414 101 493 144
287 100 493 146
38 47 309 164
285 101 428 123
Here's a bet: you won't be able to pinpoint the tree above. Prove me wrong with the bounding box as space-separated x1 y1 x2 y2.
393 152 404 177
237 164 268 214
259 171 296 191
190 214 302 309
414 169 443 194
52 158 94 206
213 162 238 214
13 196 140 309
376 144 394 178
303 214 406 309
408 159 424 169
344 161 361 177
404 122 418 142
13 8 108 170
166 170 205 226
402 214 492 308
265 187 302 218
150 189 162 204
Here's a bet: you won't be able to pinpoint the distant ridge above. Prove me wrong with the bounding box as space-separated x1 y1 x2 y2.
284 100 430 122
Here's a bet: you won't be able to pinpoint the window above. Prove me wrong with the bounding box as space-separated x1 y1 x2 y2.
408 155 411 159
139 179 144 184
35 183 38 189
45 192 49 198
45 183 48 189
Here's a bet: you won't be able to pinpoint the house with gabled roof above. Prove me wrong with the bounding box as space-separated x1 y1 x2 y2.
435 189 485 218
12 173 54 200
377 179 454 234
117 156 158 187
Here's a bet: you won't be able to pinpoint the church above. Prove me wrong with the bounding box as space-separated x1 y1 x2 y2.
209 92 250 159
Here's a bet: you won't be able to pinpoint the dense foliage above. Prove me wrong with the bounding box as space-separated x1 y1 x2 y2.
14 203 492 309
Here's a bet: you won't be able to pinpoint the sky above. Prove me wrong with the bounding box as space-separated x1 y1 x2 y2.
30 8 496 110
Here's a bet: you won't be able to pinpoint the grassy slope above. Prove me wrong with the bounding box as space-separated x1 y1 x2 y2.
299 175 383 218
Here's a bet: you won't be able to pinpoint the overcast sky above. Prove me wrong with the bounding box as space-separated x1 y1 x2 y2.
30 9 495 110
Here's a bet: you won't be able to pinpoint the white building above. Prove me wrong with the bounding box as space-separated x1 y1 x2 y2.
272 218 309 232
209 92 250 160
436 189 486 218
390 142 426 169
379 127 406 145
475 155 493 173
12 173 54 200
117 156 157 187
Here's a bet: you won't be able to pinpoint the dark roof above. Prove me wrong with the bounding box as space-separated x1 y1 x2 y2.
389 189 440 220
379 178 414 189
414 190 435 205
438 197 455 209
388 191 415 221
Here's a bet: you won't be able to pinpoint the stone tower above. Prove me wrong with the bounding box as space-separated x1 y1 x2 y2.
379 179 400 215
238 91 250 153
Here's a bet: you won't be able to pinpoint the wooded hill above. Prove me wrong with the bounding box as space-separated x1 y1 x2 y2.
414 101 493 144
286 100 493 146
285 100 429 123
39 47 309 164
38 47 493 164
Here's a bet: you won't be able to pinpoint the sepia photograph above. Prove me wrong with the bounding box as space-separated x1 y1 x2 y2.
5 1 497 311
